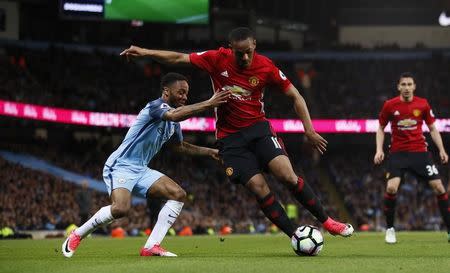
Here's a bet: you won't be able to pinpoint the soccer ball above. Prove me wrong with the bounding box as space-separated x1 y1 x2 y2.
291 225 324 256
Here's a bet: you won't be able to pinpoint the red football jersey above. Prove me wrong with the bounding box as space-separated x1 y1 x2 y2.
189 47 292 139
379 96 436 152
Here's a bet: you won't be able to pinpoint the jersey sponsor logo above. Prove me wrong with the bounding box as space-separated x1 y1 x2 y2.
413 109 421 117
397 118 417 130
220 70 229 77
393 110 400 116
248 76 260 87
225 167 233 176
279 70 287 80
222 85 252 100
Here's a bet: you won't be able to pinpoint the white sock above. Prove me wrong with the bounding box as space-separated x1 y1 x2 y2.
144 200 183 248
75 205 114 238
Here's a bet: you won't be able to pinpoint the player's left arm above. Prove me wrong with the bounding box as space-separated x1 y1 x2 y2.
284 85 328 154
172 141 220 161
428 123 449 164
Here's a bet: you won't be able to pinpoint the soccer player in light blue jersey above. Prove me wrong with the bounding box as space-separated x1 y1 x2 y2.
62 72 231 257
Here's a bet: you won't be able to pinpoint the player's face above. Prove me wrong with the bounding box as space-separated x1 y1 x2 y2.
230 38 256 69
397 77 415 101
167 80 189 107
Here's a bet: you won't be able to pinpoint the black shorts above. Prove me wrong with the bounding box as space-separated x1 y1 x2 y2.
217 121 287 185
386 152 440 181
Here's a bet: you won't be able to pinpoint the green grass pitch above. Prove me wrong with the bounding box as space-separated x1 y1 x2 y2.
1 232 449 273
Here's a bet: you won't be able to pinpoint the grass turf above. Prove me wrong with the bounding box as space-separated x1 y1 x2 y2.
0 232 449 273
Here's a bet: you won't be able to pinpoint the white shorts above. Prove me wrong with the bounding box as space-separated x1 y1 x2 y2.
103 163 164 198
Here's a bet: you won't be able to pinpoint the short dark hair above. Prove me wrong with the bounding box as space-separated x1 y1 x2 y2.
228 27 255 42
160 72 188 91
398 72 415 83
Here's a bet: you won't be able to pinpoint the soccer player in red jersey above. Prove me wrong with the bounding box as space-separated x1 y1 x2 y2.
120 27 353 239
374 72 450 243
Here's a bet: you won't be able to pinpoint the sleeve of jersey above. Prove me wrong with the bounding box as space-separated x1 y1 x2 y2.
175 124 183 142
270 64 292 93
378 102 390 126
423 101 436 125
149 102 172 120
189 50 218 74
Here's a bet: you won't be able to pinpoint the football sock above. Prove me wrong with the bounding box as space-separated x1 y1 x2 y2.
384 193 397 228
257 192 296 237
144 200 183 249
290 177 328 223
75 205 114 238
436 193 450 232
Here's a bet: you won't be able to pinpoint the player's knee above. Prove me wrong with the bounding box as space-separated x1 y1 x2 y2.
386 186 398 194
277 173 298 186
111 203 130 218
170 188 187 202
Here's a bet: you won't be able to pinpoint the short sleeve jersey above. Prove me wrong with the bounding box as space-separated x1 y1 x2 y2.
379 96 435 152
105 98 183 167
190 47 292 139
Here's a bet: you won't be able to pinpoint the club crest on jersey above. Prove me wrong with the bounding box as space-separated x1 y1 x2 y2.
413 109 421 117
248 76 260 87
225 167 233 176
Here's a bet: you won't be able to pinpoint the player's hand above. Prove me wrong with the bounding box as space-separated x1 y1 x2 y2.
208 148 221 161
374 151 385 165
120 45 147 61
439 150 448 164
305 131 327 154
207 90 232 108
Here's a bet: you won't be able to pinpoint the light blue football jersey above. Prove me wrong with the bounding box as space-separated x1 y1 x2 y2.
105 98 183 168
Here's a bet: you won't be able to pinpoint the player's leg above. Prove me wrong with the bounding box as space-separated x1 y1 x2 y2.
136 170 185 257
428 179 450 241
384 177 400 244
267 154 353 237
62 188 131 257
245 173 297 237
412 152 449 241
62 165 136 257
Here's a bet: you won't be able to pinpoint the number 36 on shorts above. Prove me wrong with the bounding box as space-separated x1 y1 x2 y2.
425 164 439 176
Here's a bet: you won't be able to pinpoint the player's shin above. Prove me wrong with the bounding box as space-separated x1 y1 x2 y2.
384 193 397 228
290 177 328 223
257 192 296 236
75 205 114 238
436 193 450 232
144 200 183 248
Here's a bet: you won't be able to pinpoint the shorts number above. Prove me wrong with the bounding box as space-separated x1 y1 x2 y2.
425 165 438 176
271 137 282 149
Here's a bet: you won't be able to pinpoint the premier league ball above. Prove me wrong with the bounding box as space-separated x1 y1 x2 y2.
291 225 324 256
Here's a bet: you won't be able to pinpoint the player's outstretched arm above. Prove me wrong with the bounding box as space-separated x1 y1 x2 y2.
163 91 231 122
374 125 386 164
428 123 449 164
172 141 220 161
120 45 191 66
284 85 328 154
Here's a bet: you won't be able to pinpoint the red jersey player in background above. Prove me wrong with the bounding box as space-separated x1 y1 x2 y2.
374 72 450 243
120 27 353 242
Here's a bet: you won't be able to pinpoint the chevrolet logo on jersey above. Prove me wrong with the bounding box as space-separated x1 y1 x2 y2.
413 109 421 117
397 118 417 130
222 85 252 97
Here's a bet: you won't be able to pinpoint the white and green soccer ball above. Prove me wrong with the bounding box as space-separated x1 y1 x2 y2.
291 225 324 256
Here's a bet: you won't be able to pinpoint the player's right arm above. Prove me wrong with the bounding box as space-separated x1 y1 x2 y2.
374 125 386 164
374 101 390 164
163 90 231 122
120 45 191 66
